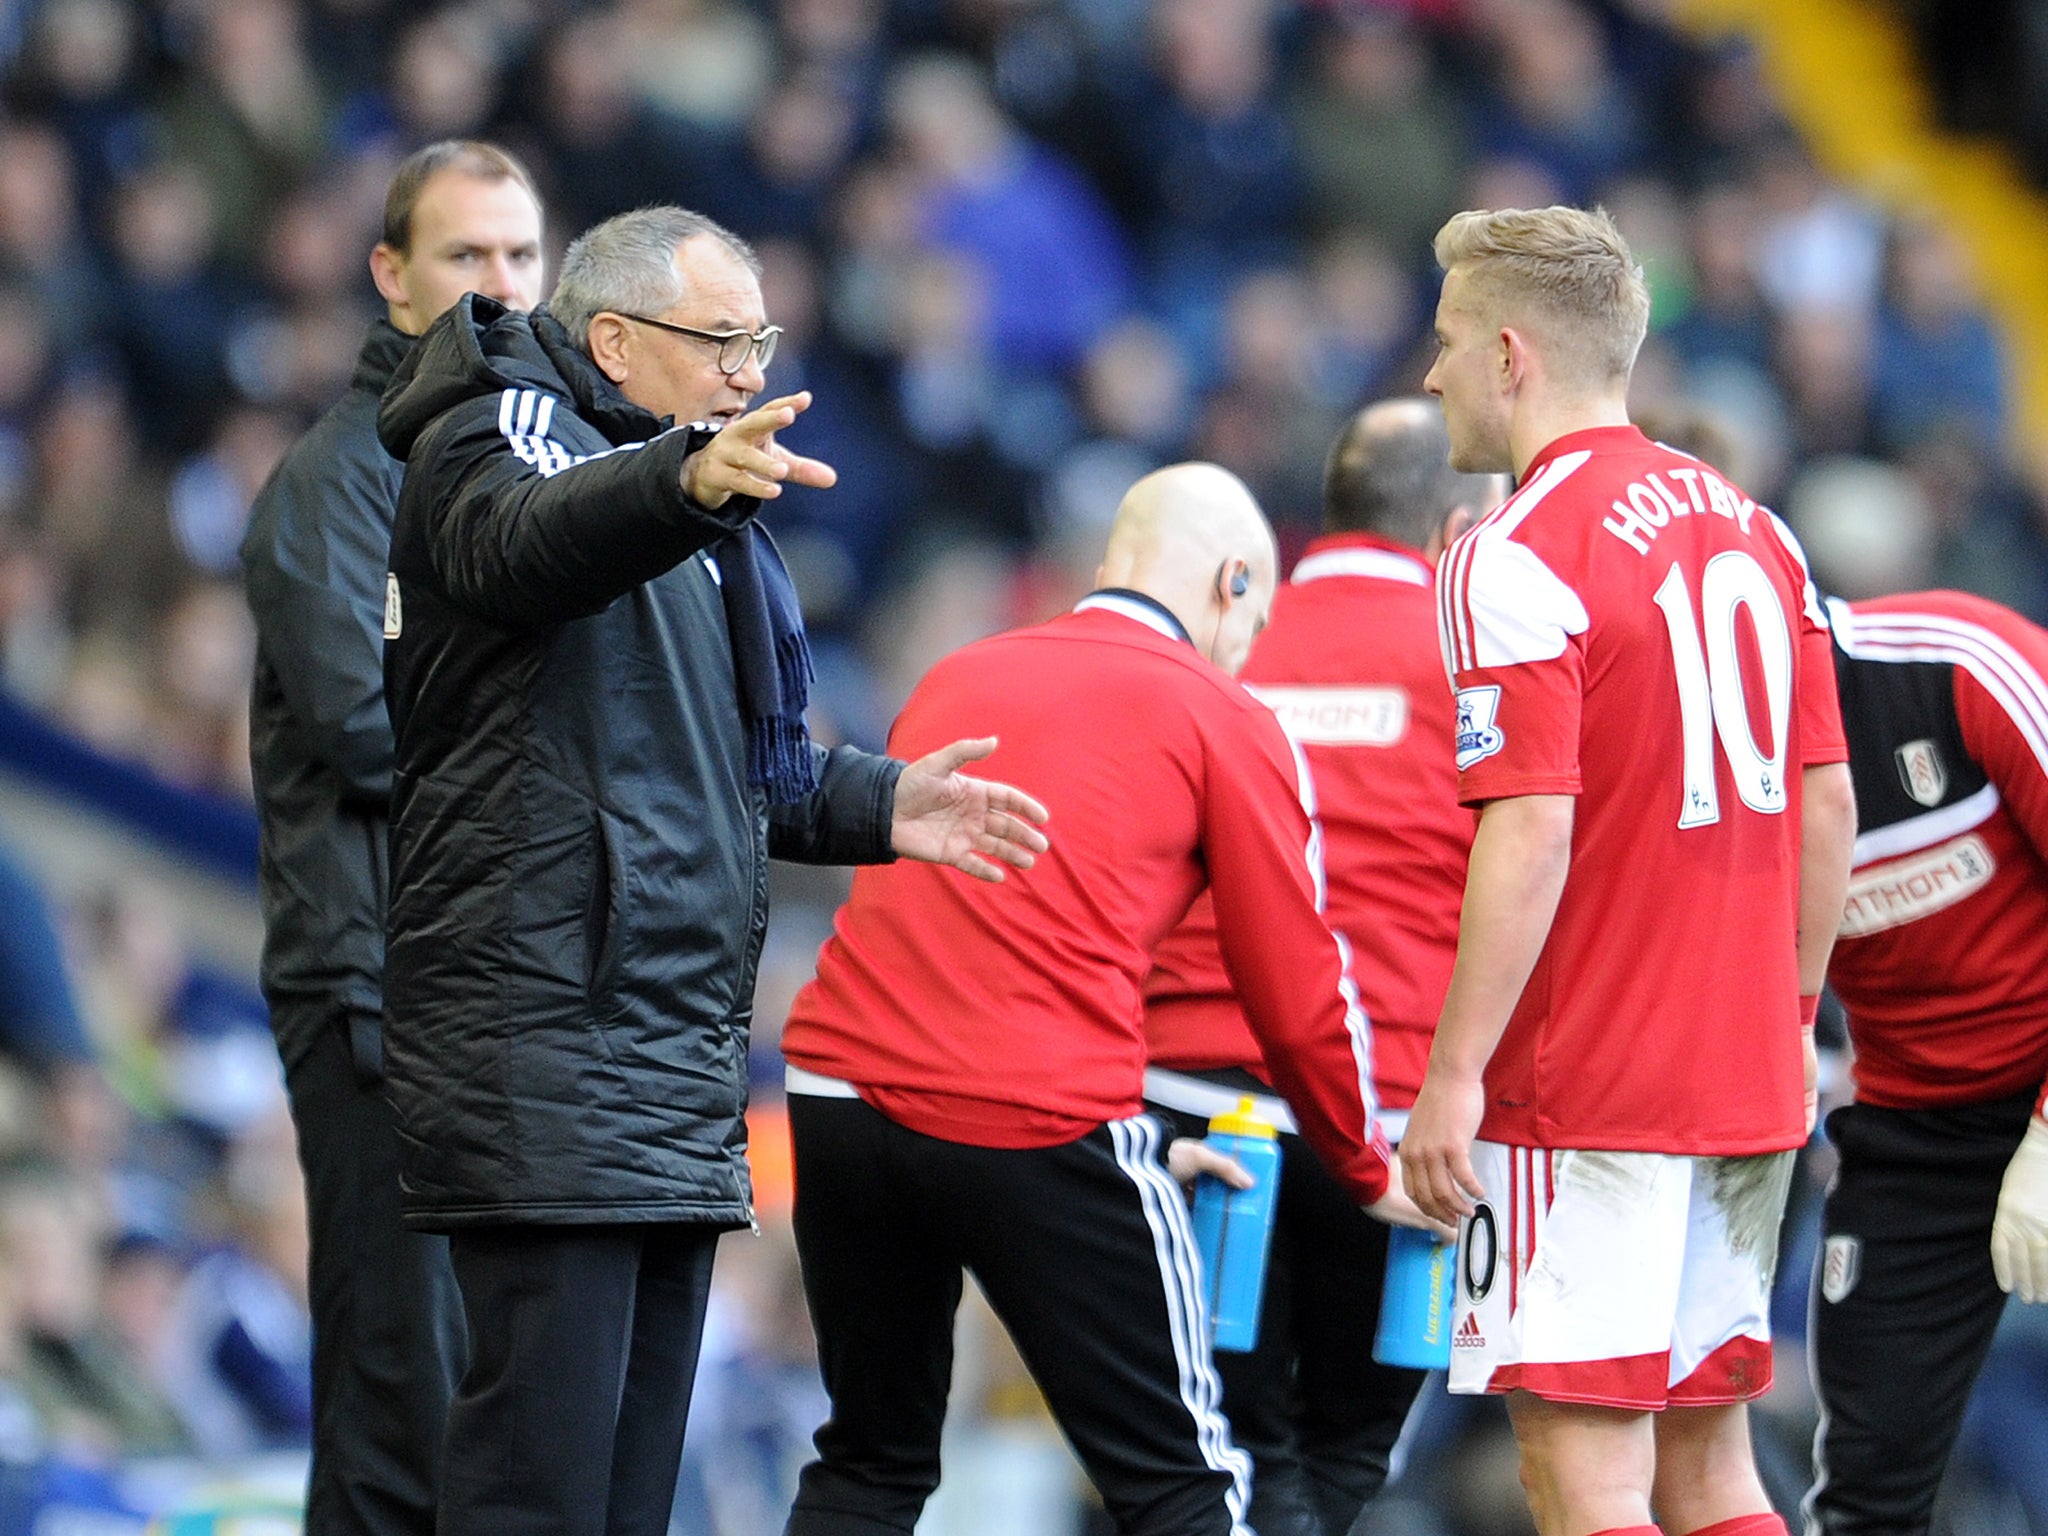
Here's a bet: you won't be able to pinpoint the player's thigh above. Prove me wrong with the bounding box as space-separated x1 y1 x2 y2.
1451 1142 1692 1411
1666 1150 1795 1405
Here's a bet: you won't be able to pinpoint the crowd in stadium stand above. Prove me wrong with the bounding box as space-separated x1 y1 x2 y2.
0 0 2043 1530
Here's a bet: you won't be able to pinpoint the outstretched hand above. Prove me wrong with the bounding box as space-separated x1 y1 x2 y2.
891 737 1050 883
683 392 838 510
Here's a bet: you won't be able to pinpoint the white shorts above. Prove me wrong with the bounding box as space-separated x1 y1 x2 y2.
1447 1142 1795 1410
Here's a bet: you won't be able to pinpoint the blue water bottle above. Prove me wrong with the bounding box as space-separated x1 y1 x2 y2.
1373 1224 1457 1369
1189 1096 1283 1353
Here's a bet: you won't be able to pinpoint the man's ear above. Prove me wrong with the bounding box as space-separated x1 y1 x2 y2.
1427 505 1476 561
586 314 631 385
1501 325 1540 396
369 244 407 310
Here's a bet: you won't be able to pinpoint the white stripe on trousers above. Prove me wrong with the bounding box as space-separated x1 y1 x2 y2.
1107 1114 1254 1536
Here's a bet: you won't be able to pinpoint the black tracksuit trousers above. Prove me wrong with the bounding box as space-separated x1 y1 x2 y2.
1806 1091 2035 1536
282 1004 466 1536
783 1095 1252 1536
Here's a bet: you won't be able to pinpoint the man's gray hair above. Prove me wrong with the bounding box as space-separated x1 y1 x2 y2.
549 206 762 347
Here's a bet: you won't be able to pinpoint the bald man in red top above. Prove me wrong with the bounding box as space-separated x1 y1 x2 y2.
1144 399 1504 1536
779 463 1436 1536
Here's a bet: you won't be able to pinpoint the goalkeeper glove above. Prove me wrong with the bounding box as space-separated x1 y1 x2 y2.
1991 1114 2048 1303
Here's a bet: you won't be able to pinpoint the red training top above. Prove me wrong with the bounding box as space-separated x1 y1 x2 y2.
1435 426 1848 1153
781 594 1394 1204
1145 533 1474 1110
1827 591 2048 1117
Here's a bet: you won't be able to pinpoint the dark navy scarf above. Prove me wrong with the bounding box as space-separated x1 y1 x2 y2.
716 524 818 805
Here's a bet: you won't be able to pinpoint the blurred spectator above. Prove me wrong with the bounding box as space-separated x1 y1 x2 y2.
1290 11 1470 260
511 11 707 235
1778 306 1875 461
619 0 776 132
156 1108 310 1459
1661 181 1775 377
751 238 912 622
157 0 333 267
7 0 155 226
1106 0 1302 340
381 8 503 145
0 1158 189 1459
1785 455 1937 599
1869 215 2008 454
885 52 1133 374
0 847 97 1078
104 163 245 458
703 71 863 244
0 124 112 364
1752 136 1885 320
1467 0 1646 203
166 407 295 577
1191 266 1338 532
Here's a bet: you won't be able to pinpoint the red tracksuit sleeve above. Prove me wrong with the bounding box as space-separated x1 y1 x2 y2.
1952 616 2048 1118
1202 703 1392 1204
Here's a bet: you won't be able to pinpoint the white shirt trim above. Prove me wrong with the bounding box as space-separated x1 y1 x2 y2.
1851 781 2002 868
784 1064 861 1098
1075 592 1187 644
1291 548 1430 588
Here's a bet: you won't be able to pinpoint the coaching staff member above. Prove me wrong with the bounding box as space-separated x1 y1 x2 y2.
1807 590 2048 1535
779 463 1440 1536
241 140 543 1536
375 205 1048 1536
1143 398 1503 1536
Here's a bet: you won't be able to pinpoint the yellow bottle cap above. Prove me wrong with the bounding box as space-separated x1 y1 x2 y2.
1208 1095 1278 1140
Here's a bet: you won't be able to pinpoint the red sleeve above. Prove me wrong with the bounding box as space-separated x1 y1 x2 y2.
1201 700 1392 1204
1950 607 2048 1115
1798 622 1847 765
1438 526 1585 806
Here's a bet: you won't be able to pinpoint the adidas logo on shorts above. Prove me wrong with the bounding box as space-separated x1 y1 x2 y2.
1454 1313 1485 1349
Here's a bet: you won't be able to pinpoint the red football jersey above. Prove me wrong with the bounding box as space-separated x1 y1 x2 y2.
1827 592 2048 1117
1435 425 1848 1153
1145 533 1475 1110
781 596 1394 1204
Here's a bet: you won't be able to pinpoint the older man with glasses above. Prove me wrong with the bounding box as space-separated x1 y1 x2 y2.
374 204 1051 1536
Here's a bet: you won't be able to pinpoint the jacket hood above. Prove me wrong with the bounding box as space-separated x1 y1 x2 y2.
377 295 668 461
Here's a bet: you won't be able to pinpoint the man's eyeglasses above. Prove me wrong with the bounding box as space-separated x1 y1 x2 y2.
615 313 782 376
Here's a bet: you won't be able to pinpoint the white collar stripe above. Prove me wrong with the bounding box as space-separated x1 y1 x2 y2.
1292 548 1430 587
1074 592 1186 644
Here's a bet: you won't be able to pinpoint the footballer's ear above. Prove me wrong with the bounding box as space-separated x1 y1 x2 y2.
1499 326 1532 392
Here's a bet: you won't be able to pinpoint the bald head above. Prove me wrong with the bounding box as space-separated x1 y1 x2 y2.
1097 463 1278 675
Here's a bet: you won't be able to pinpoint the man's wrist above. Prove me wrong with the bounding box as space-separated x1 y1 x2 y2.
1799 993 1821 1033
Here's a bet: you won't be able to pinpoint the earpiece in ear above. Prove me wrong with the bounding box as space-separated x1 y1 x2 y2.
1229 569 1250 598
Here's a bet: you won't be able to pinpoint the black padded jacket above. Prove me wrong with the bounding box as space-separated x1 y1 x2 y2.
377 294 899 1231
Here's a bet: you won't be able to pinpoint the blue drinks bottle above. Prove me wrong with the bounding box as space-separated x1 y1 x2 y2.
1372 1223 1457 1369
1189 1096 1282 1353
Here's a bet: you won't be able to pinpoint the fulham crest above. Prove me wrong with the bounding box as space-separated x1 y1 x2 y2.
1894 739 1947 807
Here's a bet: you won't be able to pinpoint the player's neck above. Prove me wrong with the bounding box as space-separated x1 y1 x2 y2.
1510 394 1632 481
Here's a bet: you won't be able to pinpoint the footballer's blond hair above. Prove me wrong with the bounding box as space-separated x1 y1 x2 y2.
1433 206 1650 389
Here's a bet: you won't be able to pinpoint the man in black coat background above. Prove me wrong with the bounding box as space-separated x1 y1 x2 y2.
376 204 1050 1536
239 140 546 1536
